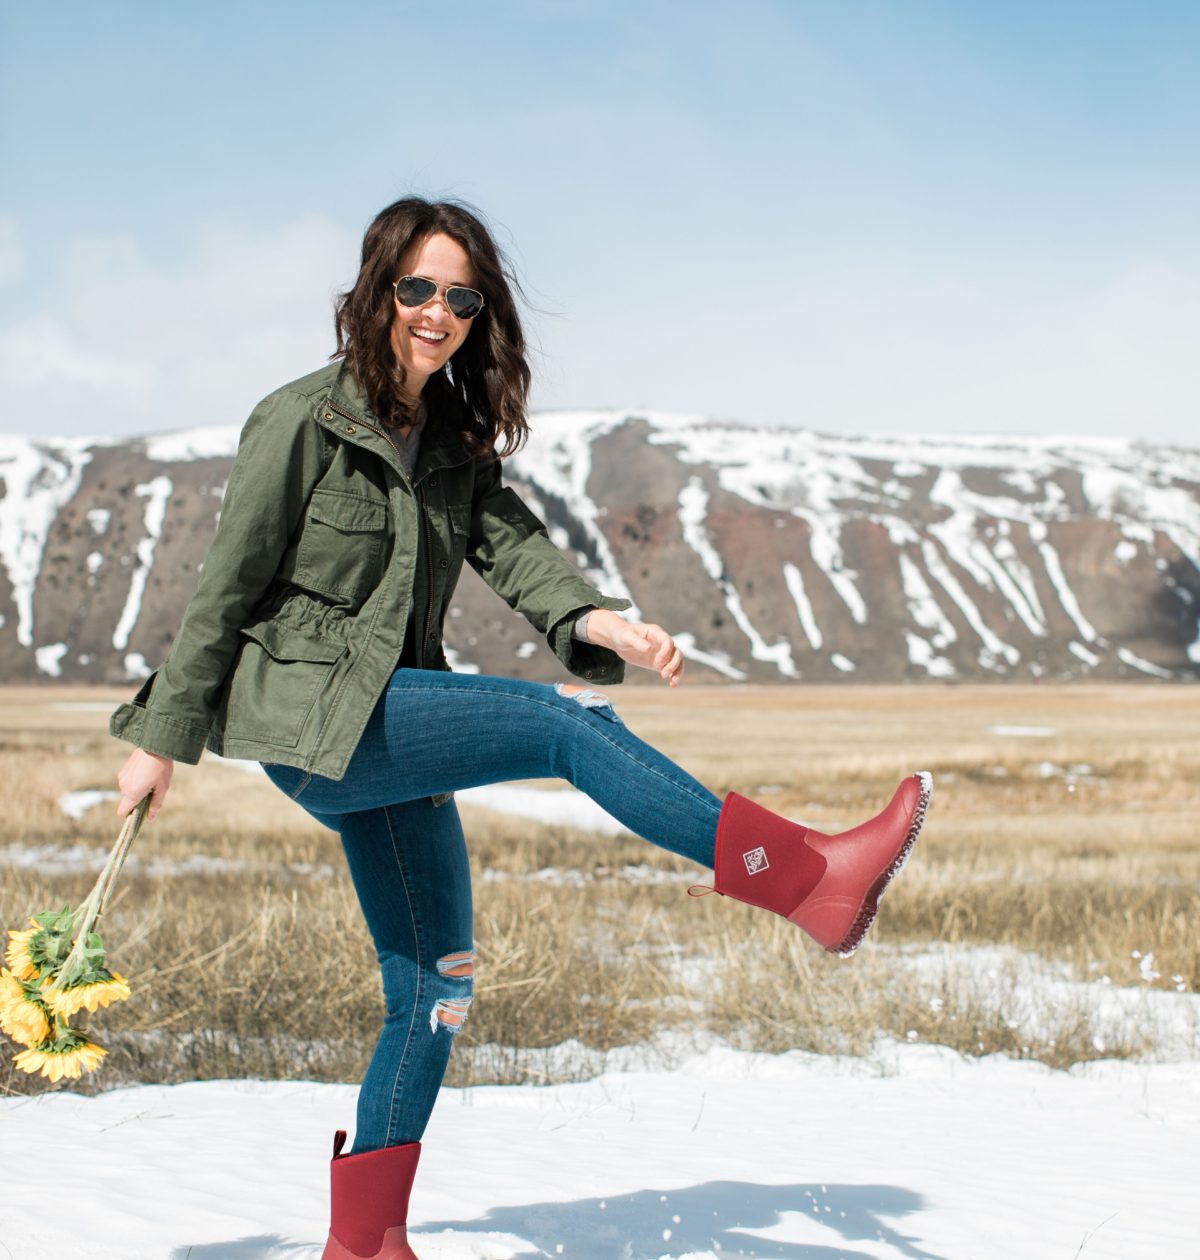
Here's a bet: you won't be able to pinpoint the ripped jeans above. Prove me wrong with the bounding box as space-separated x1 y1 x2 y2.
260 668 721 1153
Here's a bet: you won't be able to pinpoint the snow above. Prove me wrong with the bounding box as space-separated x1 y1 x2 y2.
3 412 1198 681
1114 539 1139 563
443 646 482 674
678 477 797 678
0 435 97 645
1116 647 1176 679
58 788 120 819
141 424 243 462
112 475 173 652
781 561 823 651
1027 520 1098 645
508 411 640 615
920 537 1018 669
671 632 747 680
457 784 627 836
801 511 869 626
34 641 68 676
2 1041 1196 1260
85 506 111 534
897 553 956 654
124 652 152 679
1069 641 1101 667
904 632 955 678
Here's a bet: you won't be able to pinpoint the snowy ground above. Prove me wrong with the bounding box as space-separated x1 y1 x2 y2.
2 1040 1197 1260
8 758 1196 1257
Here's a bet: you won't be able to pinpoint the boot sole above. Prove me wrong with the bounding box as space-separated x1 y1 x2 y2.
322 1226 417 1260
828 771 933 958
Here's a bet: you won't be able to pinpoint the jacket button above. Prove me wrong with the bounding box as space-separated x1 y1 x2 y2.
439 558 449 569
345 424 356 434
322 411 333 420
429 475 438 486
428 630 437 640
584 670 593 679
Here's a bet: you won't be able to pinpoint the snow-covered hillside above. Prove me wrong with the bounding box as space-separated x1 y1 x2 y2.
1 414 1197 683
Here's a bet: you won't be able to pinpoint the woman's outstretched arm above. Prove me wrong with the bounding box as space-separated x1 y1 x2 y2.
582 608 684 687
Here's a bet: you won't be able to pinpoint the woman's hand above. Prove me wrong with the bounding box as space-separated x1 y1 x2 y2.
116 749 174 822
586 610 684 687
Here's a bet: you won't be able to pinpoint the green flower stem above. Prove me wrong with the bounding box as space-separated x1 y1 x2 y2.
56 795 150 990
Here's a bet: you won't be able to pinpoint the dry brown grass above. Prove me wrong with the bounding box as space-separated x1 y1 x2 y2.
1 682 1196 1095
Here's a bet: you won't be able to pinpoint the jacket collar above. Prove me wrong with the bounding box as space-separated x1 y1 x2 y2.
325 361 474 483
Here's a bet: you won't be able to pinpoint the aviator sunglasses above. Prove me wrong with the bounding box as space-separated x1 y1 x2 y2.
393 274 486 320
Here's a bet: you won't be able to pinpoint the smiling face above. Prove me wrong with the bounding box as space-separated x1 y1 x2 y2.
389 232 477 402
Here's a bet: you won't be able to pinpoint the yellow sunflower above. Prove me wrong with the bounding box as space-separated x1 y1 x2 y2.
0 971 52 1048
4 927 38 982
14 1038 107 1082
0 966 20 1007
42 972 132 1018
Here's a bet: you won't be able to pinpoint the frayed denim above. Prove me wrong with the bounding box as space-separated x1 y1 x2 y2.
261 669 720 1151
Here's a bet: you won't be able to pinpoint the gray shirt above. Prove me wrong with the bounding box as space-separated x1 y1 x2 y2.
388 416 598 655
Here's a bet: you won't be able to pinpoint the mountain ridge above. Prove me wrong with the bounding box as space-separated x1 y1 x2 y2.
1 411 1197 685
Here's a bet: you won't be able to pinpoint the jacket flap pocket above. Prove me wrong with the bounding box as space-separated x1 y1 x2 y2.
307 490 387 533
241 622 346 664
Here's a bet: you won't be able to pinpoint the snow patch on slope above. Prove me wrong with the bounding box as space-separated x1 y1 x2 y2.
508 411 640 614
782 561 823 650
0 436 97 646
113 476 173 651
678 476 797 677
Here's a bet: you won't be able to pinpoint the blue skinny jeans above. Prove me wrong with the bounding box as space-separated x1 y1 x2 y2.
261 668 721 1153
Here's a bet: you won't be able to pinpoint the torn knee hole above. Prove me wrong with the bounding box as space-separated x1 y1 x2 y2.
431 950 475 1034
430 995 473 1034
436 949 475 979
554 682 618 717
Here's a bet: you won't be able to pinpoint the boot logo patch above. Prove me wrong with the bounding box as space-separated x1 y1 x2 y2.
743 845 769 875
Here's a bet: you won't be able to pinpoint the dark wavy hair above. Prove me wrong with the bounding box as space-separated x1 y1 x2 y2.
334 197 531 458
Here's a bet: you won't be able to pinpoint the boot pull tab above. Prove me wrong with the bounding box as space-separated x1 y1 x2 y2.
332 1129 348 1159
687 883 719 898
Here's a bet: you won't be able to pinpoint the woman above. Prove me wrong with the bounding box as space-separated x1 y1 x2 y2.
112 197 932 1260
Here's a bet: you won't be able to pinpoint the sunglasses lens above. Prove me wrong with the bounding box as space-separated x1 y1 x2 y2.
446 287 484 319
394 276 437 307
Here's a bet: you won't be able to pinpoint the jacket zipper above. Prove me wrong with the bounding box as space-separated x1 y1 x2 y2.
324 401 440 668
416 482 436 668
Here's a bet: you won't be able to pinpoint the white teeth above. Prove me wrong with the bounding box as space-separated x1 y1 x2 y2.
412 329 447 343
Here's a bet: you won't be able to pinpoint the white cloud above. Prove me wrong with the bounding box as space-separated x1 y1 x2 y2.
0 315 152 393
0 215 358 437
3 210 1198 448
651 256 1200 446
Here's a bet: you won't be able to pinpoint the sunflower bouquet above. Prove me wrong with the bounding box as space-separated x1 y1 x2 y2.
1 795 148 1082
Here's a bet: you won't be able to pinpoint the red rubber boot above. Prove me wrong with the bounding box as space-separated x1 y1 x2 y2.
321 1130 421 1260
706 772 932 955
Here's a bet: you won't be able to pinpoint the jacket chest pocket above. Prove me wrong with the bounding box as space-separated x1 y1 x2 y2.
293 489 388 602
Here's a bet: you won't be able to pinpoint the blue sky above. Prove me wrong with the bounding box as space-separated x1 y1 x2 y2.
2 0 1197 443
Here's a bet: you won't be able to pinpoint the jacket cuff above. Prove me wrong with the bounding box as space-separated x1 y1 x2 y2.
548 595 632 684
109 673 210 764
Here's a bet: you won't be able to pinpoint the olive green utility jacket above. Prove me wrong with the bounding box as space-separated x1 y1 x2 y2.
110 361 630 779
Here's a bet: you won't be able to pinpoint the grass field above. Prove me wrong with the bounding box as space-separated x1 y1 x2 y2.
2 681 1197 1095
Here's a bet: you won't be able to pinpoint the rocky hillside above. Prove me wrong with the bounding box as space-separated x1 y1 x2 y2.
1 412 1197 685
